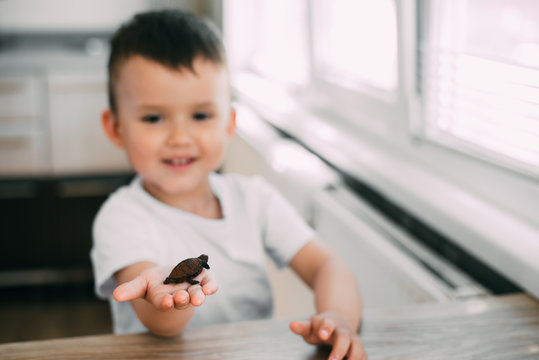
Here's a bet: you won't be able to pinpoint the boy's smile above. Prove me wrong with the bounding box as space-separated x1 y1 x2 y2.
103 55 235 210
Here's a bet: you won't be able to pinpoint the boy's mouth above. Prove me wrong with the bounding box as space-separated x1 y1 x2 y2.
163 157 196 167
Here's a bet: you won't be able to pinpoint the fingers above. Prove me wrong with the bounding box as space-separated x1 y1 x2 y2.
327 327 368 360
328 328 350 360
305 315 336 343
290 321 325 345
157 285 205 311
113 276 147 302
289 320 312 337
199 269 218 296
148 287 175 310
188 285 205 307
172 290 190 310
175 269 216 307
290 317 336 346
347 337 368 360
171 277 212 309
327 328 368 360
317 317 336 342
290 314 368 360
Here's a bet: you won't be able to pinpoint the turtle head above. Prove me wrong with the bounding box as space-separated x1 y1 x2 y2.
198 254 209 263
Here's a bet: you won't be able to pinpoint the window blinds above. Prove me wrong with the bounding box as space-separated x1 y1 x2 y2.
420 0 539 178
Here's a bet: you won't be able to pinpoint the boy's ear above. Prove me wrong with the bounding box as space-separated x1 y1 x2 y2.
101 109 124 148
226 108 236 138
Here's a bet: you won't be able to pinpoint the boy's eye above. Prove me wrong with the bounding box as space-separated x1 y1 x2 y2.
142 114 163 123
193 112 212 121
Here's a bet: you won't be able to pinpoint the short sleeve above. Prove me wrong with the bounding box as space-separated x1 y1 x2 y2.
90 189 159 298
256 178 316 268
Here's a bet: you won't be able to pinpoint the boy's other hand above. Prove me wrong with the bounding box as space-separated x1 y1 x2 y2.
289 311 367 360
113 266 218 311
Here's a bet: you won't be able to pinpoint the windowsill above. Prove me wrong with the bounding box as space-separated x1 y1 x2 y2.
232 73 539 300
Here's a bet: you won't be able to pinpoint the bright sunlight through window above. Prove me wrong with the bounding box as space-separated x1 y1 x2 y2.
224 0 309 85
312 0 398 92
422 0 539 177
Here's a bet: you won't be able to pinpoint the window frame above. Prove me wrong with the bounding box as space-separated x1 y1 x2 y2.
305 0 413 139
413 0 539 181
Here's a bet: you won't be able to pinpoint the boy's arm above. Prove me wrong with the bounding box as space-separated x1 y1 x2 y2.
113 261 218 337
288 239 367 360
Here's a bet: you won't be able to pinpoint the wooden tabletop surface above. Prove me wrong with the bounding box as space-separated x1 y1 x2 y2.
1 294 538 360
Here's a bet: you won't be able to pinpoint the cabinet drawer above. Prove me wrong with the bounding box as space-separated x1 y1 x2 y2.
0 134 43 175
0 74 41 119
48 72 131 174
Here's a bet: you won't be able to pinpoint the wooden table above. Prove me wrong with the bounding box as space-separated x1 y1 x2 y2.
1 294 538 359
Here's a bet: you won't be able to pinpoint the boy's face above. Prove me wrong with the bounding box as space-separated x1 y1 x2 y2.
105 55 235 203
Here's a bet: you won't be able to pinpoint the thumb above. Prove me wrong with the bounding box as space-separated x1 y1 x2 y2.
113 276 147 302
289 320 311 337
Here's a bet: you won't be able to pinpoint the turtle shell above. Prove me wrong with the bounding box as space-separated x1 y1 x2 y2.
164 254 210 285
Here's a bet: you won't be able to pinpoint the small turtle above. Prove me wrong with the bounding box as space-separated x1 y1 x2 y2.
163 254 210 285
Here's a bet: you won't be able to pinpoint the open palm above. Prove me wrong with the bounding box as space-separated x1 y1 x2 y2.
113 265 218 310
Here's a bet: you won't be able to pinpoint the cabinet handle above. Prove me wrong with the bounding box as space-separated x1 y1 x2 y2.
50 83 106 92
0 135 31 147
0 82 26 95
0 181 38 199
0 115 34 122
57 179 126 198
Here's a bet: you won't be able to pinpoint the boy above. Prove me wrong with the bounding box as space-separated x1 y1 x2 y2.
91 9 366 360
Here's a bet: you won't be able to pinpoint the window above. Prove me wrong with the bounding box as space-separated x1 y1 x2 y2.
223 0 309 85
311 0 399 93
419 0 539 178
305 0 404 135
224 0 539 306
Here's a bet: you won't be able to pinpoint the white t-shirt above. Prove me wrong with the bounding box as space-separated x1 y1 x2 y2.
91 172 315 334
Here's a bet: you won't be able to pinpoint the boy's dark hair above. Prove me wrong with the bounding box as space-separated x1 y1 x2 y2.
107 9 225 113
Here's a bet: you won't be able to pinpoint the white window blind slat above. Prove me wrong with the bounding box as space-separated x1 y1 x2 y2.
421 0 539 178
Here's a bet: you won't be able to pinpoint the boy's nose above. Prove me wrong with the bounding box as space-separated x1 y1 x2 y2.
166 123 192 147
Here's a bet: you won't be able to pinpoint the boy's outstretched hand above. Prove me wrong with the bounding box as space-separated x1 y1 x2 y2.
113 265 218 311
290 311 367 360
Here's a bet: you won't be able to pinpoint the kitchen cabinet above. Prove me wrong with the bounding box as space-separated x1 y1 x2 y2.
0 68 131 176
54 176 133 267
0 73 41 118
0 41 134 286
0 47 131 176
48 71 130 175
0 72 48 175
0 180 49 269
0 174 133 284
